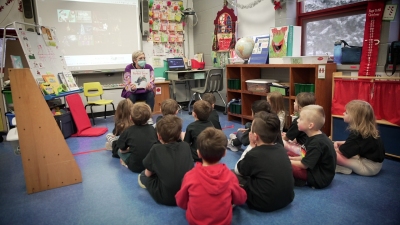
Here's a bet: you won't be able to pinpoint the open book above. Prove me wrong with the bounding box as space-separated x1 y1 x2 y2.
131 69 150 89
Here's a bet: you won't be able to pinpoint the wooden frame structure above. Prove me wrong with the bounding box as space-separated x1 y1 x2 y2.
9 68 82 194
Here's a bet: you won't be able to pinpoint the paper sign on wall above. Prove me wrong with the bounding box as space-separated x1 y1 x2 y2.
318 65 326 79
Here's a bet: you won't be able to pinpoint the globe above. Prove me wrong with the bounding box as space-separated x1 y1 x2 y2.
235 37 255 63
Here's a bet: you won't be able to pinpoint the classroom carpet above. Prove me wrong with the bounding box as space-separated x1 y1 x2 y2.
0 111 399 225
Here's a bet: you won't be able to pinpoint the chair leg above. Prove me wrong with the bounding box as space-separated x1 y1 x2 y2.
111 103 115 115
216 91 227 115
90 105 95 125
104 105 107 119
188 92 197 115
198 93 202 100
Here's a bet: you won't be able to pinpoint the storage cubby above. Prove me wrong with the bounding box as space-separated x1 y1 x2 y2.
226 64 336 136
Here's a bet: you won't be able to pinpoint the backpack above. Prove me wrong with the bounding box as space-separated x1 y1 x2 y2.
385 41 400 75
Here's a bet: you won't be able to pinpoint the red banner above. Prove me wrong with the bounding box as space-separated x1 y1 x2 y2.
358 1 385 76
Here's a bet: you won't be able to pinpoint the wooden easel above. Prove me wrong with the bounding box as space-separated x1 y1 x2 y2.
8 68 82 194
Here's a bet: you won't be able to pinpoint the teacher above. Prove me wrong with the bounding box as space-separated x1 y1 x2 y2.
123 51 155 111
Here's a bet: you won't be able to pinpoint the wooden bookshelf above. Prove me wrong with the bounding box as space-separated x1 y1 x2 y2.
226 64 337 136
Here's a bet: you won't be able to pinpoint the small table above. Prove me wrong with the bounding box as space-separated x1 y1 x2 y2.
166 70 208 100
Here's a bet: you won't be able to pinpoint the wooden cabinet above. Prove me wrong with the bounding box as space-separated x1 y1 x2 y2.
226 64 336 136
153 81 170 115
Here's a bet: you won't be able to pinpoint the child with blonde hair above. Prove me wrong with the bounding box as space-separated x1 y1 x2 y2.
105 99 134 152
267 91 286 132
289 105 336 188
334 100 385 176
116 102 158 172
282 92 315 155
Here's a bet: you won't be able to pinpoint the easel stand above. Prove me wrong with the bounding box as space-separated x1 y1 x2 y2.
9 68 82 194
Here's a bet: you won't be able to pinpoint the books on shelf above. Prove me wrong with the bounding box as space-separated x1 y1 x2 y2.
131 69 150 89
268 26 301 64
10 55 23 68
42 74 60 91
249 35 270 64
61 71 79 91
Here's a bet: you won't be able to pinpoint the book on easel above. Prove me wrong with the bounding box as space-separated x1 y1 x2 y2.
268 26 301 64
58 72 69 91
62 71 79 91
42 74 59 94
249 35 270 64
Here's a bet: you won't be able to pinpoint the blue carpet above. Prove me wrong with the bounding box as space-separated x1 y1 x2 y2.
0 111 399 225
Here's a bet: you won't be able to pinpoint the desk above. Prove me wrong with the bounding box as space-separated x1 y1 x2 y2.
166 70 208 100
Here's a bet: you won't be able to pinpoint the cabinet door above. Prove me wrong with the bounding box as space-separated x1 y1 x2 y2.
154 83 170 114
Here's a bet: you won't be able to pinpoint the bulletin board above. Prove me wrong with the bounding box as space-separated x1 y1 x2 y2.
16 26 68 80
146 0 185 68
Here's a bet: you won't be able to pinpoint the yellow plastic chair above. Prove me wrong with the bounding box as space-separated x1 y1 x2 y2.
83 82 115 125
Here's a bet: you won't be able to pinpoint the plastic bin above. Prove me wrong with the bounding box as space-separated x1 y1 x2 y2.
229 102 242 114
154 60 169 79
2 90 12 104
228 79 241 90
282 56 328 64
54 111 75 139
270 85 289 96
245 79 278 92
295 83 315 95
5 113 15 125
191 59 205 70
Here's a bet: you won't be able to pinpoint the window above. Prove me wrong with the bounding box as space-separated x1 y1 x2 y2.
297 1 368 56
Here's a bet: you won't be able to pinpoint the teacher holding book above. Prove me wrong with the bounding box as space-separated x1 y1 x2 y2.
122 51 155 112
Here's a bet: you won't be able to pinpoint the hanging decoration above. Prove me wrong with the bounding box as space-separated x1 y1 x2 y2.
272 0 286 10
212 0 237 68
0 0 22 13
226 0 265 9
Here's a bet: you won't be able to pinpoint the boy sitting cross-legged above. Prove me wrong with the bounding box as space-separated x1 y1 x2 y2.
138 115 194 206
236 111 294 212
184 100 214 162
202 93 222 130
176 127 247 225
289 105 336 188
153 99 180 127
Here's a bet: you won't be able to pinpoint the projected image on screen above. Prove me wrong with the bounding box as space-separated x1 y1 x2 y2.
35 0 140 71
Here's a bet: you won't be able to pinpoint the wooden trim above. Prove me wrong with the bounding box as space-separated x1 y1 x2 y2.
9 68 82 194
332 115 399 127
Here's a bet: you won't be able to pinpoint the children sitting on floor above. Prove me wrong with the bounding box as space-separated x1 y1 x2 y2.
228 100 284 152
175 127 247 225
289 105 336 188
138 115 194 206
183 100 214 162
202 93 222 130
334 100 385 176
105 99 134 152
153 99 180 127
116 102 158 172
282 92 315 155
235 111 294 212
267 91 286 132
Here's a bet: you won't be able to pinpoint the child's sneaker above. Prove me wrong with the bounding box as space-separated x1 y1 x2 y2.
229 133 237 140
105 142 112 151
106 133 117 143
14 146 21 155
147 118 154 125
138 174 146 189
120 159 128 168
335 165 352 174
227 138 239 152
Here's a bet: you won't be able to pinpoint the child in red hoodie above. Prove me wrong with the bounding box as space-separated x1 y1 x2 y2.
175 127 247 225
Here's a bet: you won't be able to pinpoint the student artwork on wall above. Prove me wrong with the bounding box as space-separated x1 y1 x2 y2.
146 0 185 64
